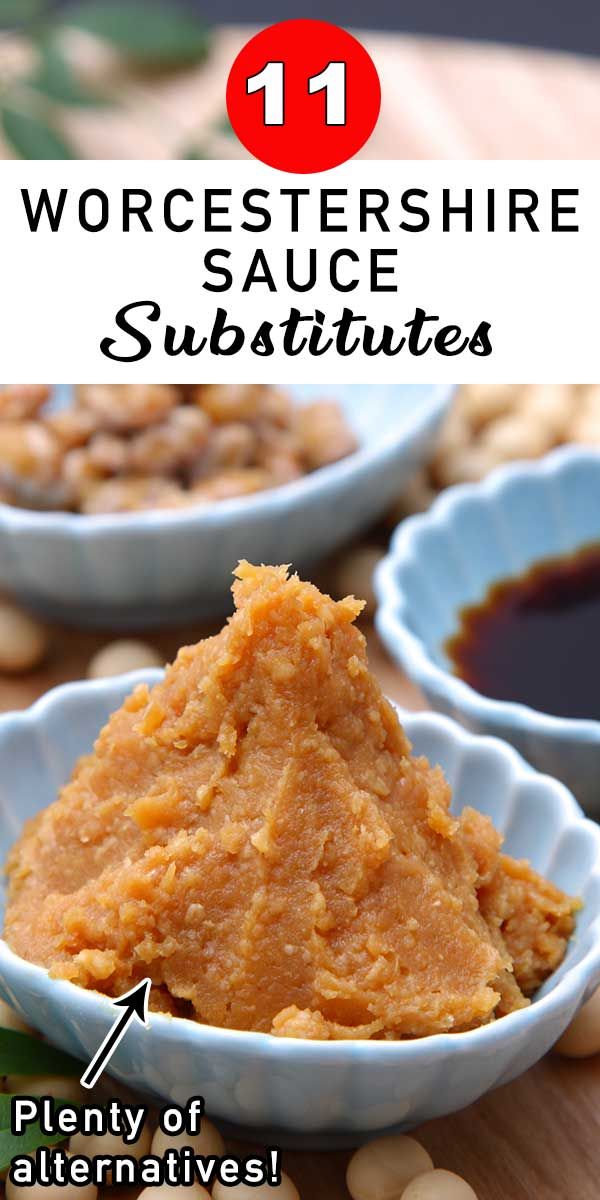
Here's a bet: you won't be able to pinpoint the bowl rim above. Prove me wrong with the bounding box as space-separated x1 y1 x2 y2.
0 668 599 1066
375 444 600 745
0 385 452 539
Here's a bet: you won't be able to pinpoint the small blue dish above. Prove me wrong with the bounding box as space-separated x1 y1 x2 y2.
376 445 600 816
0 384 451 629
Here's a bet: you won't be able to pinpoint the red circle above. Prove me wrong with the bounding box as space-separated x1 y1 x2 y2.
226 19 381 173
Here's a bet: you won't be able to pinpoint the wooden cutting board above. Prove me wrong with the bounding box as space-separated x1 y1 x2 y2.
0 622 597 1199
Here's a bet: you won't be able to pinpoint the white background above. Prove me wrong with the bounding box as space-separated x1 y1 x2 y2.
0 159 597 382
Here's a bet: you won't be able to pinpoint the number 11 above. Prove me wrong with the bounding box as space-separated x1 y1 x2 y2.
308 61 346 125
246 60 347 127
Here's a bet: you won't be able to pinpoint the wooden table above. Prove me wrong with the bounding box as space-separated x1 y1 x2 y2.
1 26 600 159
0 621 598 1199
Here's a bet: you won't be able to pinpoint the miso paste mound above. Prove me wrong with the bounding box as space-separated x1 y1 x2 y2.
4 564 577 1039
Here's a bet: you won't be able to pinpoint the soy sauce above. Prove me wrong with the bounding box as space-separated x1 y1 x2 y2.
446 542 600 720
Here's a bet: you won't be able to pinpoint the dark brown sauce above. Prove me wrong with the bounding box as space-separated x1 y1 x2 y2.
446 541 600 720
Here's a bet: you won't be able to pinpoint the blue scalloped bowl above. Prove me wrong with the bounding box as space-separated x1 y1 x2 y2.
376 446 600 815
0 384 451 629
0 671 599 1144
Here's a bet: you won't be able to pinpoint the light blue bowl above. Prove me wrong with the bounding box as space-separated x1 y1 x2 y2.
0 671 599 1145
0 384 451 629
376 446 600 816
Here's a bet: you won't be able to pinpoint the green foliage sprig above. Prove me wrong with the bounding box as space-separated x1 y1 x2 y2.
0 1026 83 1077
0 0 211 157
0 1026 85 1171
0 1094 68 1173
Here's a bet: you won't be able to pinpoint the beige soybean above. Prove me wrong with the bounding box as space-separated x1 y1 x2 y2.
4 1075 86 1103
402 1168 478 1199
520 385 570 438
554 987 600 1058
6 1180 97 1200
458 384 517 431
571 411 600 447
76 385 179 432
399 382 600 514
480 412 554 460
212 1176 299 1200
70 1123 152 1160
346 1133 433 1200
0 385 51 422
138 1187 211 1200
150 1121 225 1159
0 602 48 673
433 444 501 488
0 997 31 1033
87 640 162 680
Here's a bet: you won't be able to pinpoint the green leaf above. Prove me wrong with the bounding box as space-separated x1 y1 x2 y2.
0 104 74 159
0 0 47 27
0 1095 67 1173
179 144 208 159
27 44 111 108
64 0 211 66
215 113 234 137
0 1028 83 1078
